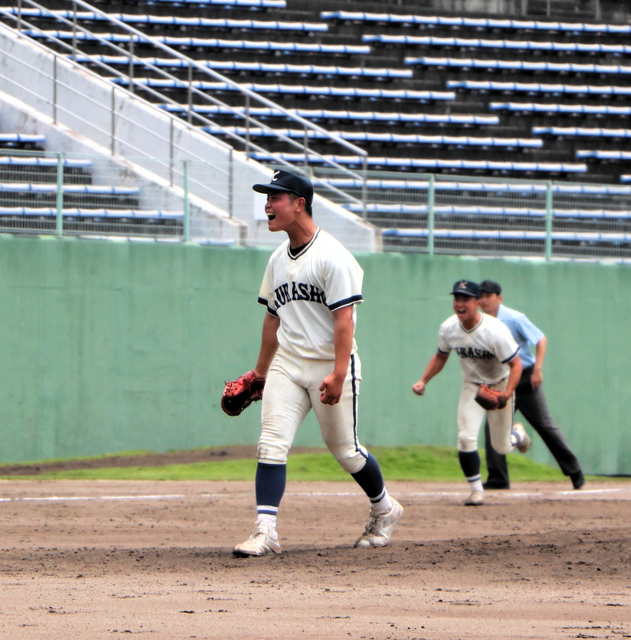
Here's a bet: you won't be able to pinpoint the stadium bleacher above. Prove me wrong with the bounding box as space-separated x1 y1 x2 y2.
70 54 414 80
0 135 183 235
159 105 499 126
319 12 631 34
8 0 628 184
407 57 631 77
2 0 631 256
365 35 631 55
490 103 631 117
202 126 544 149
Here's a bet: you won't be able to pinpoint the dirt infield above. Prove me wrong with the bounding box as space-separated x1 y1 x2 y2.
0 478 630 640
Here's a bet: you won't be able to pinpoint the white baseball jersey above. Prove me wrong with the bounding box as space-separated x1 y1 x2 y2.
438 313 520 385
258 228 363 360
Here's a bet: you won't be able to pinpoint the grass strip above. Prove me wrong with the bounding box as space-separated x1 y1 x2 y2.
0 445 576 482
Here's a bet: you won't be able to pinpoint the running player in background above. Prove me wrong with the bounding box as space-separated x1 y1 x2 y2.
479 280 585 490
233 170 403 557
412 280 531 506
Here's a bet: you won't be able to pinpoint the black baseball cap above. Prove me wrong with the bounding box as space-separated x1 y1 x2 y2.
450 279 480 298
480 280 502 295
252 169 314 207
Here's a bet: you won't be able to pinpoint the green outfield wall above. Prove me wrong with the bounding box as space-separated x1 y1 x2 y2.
0 235 629 475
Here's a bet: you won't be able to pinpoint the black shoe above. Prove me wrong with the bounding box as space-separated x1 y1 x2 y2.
482 480 510 490
570 470 585 490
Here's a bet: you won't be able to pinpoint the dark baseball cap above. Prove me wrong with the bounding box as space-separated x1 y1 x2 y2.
450 279 480 298
252 169 313 207
480 280 502 295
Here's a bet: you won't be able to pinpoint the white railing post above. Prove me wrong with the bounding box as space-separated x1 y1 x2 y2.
183 160 190 243
56 152 64 237
52 55 57 124
545 180 553 261
110 86 116 154
427 173 435 256
71 1 77 62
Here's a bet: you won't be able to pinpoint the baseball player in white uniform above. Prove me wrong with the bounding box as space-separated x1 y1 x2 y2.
412 280 531 506
233 170 403 556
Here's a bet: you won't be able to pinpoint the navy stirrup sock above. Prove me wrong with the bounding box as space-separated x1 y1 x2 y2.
255 462 287 516
351 452 385 500
458 450 481 480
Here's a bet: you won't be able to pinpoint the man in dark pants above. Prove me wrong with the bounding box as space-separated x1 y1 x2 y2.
479 280 585 491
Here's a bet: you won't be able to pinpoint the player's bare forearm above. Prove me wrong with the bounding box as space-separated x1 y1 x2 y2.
253 313 280 379
531 336 547 389
320 305 354 405
504 355 523 397
412 351 449 395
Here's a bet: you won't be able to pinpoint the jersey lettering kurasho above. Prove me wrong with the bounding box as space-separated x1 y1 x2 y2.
438 313 520 384
258 228 363 360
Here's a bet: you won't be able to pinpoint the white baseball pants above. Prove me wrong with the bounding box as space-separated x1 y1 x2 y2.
457 379 515 454
257 347 368 474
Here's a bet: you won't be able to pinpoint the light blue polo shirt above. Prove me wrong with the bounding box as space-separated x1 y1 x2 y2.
496 304 545 369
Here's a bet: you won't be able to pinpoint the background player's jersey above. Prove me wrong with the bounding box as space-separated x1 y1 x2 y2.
258 228 363 360
438 314 520 384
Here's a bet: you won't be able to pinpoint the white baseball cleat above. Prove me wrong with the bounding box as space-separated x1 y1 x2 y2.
354 498 404 548
233 522 281 557
464 489 485 506
512 422 532 454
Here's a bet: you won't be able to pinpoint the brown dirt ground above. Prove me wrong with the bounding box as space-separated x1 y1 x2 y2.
0 450 630 639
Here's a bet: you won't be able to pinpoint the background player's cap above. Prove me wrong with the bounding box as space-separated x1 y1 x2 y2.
252 170 314 207
480 280 502 295
450 279 480 298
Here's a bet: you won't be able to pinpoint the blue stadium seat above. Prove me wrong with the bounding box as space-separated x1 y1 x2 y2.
4 8 326 31
342 203 631 220
407 57 631 77
109 78 454 101
73 55 412 79
490 103 631 116
577 150 631 160
25 31 370 54
535 127 631 138
320 12 631 34
364 35 631 55
0 134 47 144
160 104 496 125
381 228 631 242
203 126 542 148
250 152 587 173
447 81 631 96
0 156 92 168
0 207 183 219
322 178 631 196
123 0 286 6
621 175 631 183
0 183 140 195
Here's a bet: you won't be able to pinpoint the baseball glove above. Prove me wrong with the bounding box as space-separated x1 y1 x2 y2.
474 384 508 411
221 370 266 417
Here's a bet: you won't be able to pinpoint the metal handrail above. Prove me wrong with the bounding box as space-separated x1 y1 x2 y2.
5 0 368 208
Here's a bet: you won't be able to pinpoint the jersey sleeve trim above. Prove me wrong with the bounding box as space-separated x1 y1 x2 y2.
501 346 521 364
258 296 278 317
328 294 363 311
437 347 450 355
